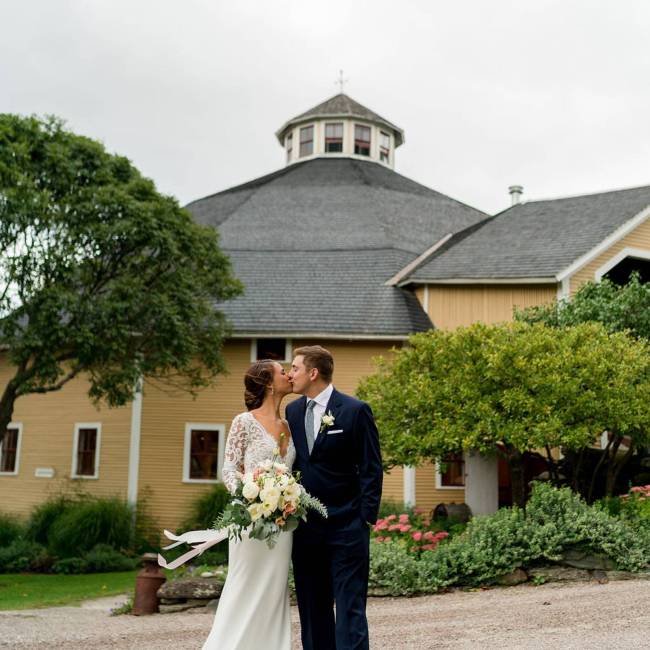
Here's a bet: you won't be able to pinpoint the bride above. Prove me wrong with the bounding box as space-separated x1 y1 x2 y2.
202 358 296 650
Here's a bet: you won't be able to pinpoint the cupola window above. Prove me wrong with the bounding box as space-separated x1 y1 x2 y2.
286 133 293 162
354 125 371 156
380 131 390 163
299 126 314 157
325 123 344 153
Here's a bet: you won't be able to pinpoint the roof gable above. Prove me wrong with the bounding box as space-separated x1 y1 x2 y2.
406 184 650 282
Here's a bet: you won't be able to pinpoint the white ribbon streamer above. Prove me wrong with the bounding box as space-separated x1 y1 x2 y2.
157 528 229 570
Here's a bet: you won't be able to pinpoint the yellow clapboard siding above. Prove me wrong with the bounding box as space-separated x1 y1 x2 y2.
0 354 132 517
570 216 650 294
381 465 404 503
415 463 465 511
137 339 399 533
424 284 558 330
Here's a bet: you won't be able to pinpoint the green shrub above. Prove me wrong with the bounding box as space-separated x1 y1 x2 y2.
48 497 134 557
0 539 51 573
52 557 89 574
181 484 231 530
0 512 24 546
172 484 231 565
377 499 416 519
418 483 650 590
369 539 424 595
84 544 138 572
26 496 75 545
369 483 650 596
52 544 139 574
608 485 650 534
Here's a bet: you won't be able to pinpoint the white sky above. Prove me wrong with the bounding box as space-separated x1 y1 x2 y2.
2 0 649 215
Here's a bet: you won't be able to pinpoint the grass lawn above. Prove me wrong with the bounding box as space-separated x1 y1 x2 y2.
0 571 138 610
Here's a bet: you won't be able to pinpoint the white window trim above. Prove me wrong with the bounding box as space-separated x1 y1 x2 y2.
594 247 650 281
0 422 22 476
71 422 101 480
250 338 293 363
183 423 226 484
298 123 315 158
436 453 466 490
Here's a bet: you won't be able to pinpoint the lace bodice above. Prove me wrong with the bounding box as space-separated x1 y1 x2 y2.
222 412 296 493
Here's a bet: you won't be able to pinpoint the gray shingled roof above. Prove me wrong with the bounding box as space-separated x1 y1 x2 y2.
188 157 487 336
275 93 404 146
189 158 486 255
216 249 431 336
408 185 650 281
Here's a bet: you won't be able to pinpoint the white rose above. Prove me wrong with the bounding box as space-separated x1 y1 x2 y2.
248 503 263 521
282 483 301 501
260 485 281 506
261 501 275 518
277 474 290 488
260 459 273 471
242 481 260 501
321 413 335 427
273 462 288 473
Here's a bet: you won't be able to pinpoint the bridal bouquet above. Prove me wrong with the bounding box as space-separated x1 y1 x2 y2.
214 453 327 549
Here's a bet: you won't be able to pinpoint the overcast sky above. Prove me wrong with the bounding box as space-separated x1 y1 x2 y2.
2 1 649 214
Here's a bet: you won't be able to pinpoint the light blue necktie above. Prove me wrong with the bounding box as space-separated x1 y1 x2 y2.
305 399 316 454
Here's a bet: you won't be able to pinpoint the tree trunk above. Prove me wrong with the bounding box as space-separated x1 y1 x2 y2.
606 437 634 497
588 436 613 504
507 447 527 508
0 380 19 449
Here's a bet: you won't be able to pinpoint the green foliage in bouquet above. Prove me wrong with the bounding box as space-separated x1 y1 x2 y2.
214 456 327 549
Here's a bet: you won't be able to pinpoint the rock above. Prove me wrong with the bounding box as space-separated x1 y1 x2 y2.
528 566 591 582
367 587 395 597
205 599 220 611
497 568 528 586
157 577 224 600
560 549 616 571
590 570 608 584
158 599 208 614
606 570 650 581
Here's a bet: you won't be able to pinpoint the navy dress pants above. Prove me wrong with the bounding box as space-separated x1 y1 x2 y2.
292 522 371 650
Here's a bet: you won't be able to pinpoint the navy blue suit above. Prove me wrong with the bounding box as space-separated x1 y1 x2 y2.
287 388 383 650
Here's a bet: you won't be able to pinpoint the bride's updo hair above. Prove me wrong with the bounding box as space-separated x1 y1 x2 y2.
244 359 276 410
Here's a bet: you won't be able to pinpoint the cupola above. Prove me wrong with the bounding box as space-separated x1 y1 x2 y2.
275 93 404 169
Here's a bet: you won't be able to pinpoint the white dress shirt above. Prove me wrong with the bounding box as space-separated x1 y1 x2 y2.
308 383 334 442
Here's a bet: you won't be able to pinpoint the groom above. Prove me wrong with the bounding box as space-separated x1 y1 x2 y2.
287 345 383 650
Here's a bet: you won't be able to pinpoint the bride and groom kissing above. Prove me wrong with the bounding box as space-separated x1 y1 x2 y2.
203 345 383 650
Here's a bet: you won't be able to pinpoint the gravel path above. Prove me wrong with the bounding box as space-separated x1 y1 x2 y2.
1 579 649 649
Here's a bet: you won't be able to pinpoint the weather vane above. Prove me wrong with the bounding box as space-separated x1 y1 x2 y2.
335 70 349 93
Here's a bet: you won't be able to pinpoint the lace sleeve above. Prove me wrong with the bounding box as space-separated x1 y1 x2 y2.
222 414 247 493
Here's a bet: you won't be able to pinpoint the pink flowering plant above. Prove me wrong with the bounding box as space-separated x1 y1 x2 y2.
372 508 452 554
619 484 650 531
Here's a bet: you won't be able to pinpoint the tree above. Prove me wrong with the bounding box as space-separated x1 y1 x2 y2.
0 114 242 447
516 273 650 497
516 272 650 340
357 322 650 506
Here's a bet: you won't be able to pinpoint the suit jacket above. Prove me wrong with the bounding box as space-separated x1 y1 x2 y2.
286 388 383 530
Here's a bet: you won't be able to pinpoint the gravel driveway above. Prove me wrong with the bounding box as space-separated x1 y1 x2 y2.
1 578 649 649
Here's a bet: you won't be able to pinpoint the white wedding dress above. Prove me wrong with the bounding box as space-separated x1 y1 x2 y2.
202 411 296 650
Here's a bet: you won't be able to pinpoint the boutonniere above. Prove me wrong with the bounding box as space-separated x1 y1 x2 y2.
319 410 335 433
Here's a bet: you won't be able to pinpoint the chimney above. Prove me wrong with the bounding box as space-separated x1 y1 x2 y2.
509 185 523 206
